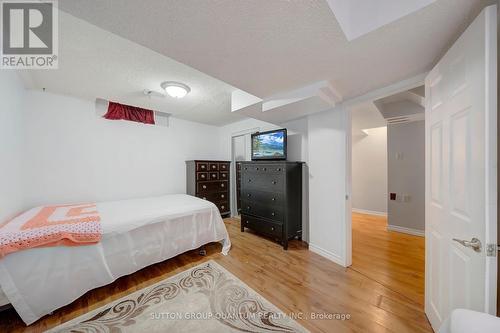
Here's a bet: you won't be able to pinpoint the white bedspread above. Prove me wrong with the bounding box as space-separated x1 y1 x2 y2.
0 194 231 325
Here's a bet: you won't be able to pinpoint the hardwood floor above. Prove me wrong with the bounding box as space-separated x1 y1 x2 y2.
0 217 432 332
351 212 426 307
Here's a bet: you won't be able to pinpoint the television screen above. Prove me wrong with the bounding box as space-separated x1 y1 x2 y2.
251 129 287 160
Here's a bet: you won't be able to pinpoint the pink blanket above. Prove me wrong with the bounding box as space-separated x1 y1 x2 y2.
0 204 102 257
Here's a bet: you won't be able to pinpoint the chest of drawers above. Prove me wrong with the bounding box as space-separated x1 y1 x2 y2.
186 160 230 217
239 161 303 250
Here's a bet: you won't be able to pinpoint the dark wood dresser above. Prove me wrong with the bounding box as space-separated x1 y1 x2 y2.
240 161 303 250
186 160 230 217
236 162 242 214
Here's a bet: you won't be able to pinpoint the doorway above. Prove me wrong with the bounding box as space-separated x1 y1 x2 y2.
349 88 426 306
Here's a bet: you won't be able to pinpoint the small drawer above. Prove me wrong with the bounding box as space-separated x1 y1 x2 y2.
220 171 229 180
209 163 219 171
219 163 229 171
241 164 284 174
209 171 218 180
216 201 229 213
196 172 208 181
196 162 208 171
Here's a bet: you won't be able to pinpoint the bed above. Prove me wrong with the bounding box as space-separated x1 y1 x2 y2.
0 194 231 325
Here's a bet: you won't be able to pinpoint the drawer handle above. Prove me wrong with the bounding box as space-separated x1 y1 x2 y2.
271 197 276 201
247 194 251 197
271 227 275 231
246 221 249 224
248 179 252 183
221 205 225 210
247 206 251 210
256 167 259 170
221 183 225 187
202 185 207 189
201 165 206 169
221 194 225 198
244 167 248 170
272 181 277 185
222 174 226 178
201 174 205 178
271 212 275 216
212 174 216 178
277 168 281 171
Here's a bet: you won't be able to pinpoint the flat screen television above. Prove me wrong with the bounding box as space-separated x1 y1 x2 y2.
251 129 287 161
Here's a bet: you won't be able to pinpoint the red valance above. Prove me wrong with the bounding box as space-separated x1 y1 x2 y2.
104 101 155 125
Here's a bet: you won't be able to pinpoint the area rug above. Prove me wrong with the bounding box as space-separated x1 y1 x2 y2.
48 260 309 332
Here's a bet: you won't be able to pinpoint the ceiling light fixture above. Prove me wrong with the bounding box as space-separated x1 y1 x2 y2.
160 81 191 98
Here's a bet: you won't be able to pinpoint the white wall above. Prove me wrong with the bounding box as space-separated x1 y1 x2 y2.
387 120 425 233
0 72 26 222
307 107 349 266
351 127 388 215
22 90 224 207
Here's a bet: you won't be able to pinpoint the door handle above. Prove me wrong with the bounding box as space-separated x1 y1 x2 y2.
452 237 482 252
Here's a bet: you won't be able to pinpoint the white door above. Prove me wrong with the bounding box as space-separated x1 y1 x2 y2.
425 4 497 331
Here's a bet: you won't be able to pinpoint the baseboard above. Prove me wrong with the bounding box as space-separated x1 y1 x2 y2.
387 225 424 237
308 243 346 267
352 208 387 217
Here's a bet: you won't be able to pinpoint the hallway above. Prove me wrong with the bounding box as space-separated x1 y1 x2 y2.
351 212 426 307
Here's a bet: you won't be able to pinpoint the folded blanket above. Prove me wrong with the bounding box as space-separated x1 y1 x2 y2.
0 204 101 257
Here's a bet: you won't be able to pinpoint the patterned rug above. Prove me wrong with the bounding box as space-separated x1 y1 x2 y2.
48 260 308 332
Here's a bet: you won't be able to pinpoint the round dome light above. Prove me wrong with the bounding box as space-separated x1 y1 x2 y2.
160 81 191 98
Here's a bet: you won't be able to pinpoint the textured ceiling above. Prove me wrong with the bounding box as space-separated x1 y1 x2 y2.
58 0 493 101
22 11 245 126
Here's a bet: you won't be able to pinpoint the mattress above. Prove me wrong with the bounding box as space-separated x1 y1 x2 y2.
0 194 231 324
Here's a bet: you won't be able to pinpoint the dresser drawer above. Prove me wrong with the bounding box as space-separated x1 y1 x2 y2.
241 164 285 174
219 171 229 180
241 189 284 206
197 181 228 193
241 200 283 222
241 214 282 238
219 163 229 171
197 192 228 202
209 171 219 180
196 162 209 171
216 201 229 213
242 173 284 193
196 172 208 181
209 162 219 171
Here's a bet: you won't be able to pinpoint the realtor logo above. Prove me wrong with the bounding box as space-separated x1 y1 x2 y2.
1 0 58 69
